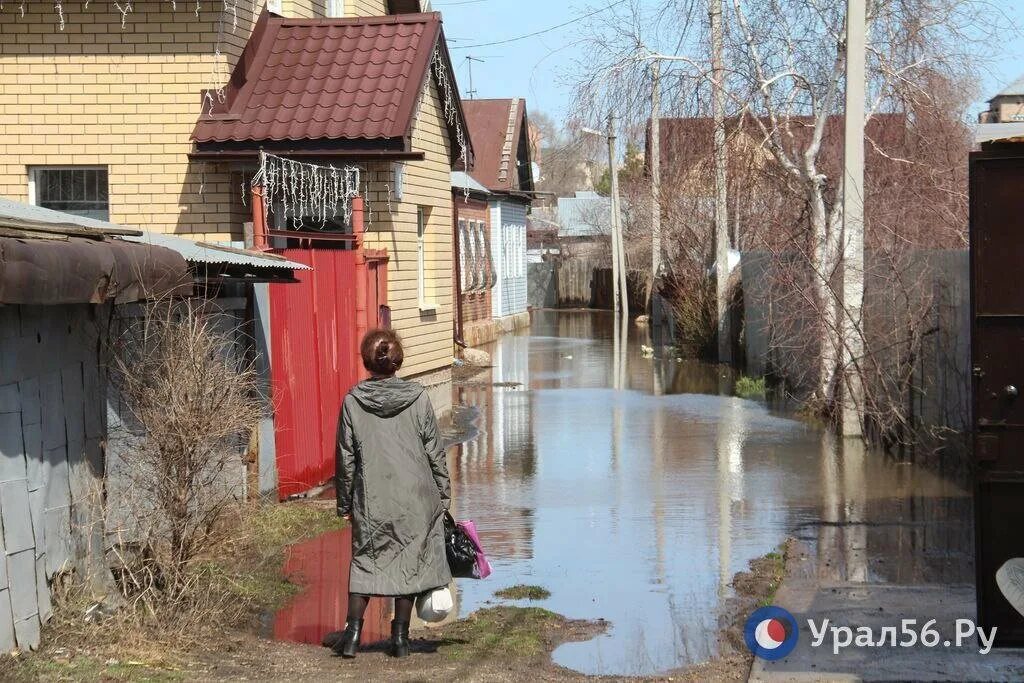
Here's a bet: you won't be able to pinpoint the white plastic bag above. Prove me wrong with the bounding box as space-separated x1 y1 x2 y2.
416 586 454 623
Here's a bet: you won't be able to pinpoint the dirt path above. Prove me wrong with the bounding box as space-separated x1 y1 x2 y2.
1 540 786 682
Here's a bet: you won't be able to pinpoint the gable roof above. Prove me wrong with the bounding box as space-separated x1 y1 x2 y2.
992 73 1024 100
191 11 470 163
462 98 534 193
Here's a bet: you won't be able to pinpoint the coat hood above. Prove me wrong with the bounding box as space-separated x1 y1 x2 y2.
349 376 424 418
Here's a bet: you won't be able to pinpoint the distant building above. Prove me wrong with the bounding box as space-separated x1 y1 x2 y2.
462 98 535 332
452 171 498 347
979 74 1024 123
556 191 621 258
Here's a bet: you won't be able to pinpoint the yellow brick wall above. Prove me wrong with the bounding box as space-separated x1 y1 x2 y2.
362 77 455 379
0 1 453 380
0 2 259 241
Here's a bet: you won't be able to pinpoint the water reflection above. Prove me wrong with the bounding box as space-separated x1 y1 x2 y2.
451 310 971 676
270 310 971 676
272 528 391 646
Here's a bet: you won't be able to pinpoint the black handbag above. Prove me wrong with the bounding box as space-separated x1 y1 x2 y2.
443 511 479 578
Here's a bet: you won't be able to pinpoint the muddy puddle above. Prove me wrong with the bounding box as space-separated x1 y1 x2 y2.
274 309 971 677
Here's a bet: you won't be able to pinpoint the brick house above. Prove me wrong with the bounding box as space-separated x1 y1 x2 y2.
0 2 470 497
452 170 497 347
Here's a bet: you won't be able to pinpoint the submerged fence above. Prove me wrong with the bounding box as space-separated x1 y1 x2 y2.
742 249 970 440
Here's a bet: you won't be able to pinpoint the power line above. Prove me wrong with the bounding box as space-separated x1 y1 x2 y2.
449 0 628 50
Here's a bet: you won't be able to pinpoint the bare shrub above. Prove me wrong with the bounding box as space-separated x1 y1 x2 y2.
107 297 263 609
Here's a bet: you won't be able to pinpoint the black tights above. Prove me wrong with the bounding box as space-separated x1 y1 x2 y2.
347 593 415 624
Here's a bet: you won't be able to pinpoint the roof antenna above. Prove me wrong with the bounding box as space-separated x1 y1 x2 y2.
464 55 485 99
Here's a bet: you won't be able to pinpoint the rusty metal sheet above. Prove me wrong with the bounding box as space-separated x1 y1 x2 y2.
0 236 191 306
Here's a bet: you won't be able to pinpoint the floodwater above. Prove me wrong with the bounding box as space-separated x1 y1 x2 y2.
273 309 972 677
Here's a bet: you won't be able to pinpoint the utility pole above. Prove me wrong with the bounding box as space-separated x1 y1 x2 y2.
841 0 866 437
650 60 662 310
608 110 629 320
710 0 730 364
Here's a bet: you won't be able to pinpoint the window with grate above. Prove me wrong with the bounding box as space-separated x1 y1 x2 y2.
31 167 109 221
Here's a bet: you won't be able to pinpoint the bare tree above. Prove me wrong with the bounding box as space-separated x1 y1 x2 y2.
570 0 990 440
108 296 263 604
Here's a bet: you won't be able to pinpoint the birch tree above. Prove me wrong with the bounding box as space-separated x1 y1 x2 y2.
720 0 988 412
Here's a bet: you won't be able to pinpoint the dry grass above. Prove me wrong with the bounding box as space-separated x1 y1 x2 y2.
0 502 344 682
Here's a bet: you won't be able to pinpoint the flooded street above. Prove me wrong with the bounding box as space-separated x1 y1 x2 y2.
449 310 971 676
273 309 972 677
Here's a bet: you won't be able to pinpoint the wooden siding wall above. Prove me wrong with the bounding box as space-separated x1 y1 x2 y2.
0 304 107 654
0 3 259 241
362 77 454 380
286 0 388 17
490 200 529 318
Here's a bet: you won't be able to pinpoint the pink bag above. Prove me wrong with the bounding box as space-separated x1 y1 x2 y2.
456 520 492 579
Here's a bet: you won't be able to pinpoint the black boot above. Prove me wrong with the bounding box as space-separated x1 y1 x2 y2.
388 619 410 658
331 619 363 658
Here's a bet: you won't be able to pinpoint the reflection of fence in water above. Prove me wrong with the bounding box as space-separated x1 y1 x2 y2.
273 527 391 646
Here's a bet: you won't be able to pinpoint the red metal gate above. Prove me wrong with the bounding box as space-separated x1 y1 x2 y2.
265 197 389 499
270 247 360 498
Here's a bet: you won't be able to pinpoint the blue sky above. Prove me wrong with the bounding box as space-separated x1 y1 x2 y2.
437 0 1024 123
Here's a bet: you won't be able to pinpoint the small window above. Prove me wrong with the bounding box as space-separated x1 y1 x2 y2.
267 0 283 14
30 167 109 221
327 0 346 16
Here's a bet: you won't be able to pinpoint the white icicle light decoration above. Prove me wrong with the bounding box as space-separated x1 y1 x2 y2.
255 152 362 231
431 46 469 172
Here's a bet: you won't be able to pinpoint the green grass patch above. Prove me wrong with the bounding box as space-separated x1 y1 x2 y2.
214 502 347 610
0 653 185 682
440 607 561 661
735 375 767 399
494 585 551 601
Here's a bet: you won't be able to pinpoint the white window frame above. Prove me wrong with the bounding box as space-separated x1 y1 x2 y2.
327 0 346 16
417 207 437 312
458 218 468 293
28 165 109 220
267 0 283 14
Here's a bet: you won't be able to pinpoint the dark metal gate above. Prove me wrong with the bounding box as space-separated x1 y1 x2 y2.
971 147 1024 646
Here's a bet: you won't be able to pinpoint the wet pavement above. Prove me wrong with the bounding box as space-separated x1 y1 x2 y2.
274 309 977 677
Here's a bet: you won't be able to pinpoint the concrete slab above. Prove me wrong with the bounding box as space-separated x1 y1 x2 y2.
13 614 40 651
0 591 14 653
0 481 34 554
6 550 37 622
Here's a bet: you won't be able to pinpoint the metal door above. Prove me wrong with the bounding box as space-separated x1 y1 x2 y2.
971 148 1024 646
269 248 359 499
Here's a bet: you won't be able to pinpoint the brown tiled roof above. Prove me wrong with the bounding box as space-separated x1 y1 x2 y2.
462 98 533 193
192 12 462 156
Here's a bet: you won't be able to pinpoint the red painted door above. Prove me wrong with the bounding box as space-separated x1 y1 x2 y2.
270 247 360 499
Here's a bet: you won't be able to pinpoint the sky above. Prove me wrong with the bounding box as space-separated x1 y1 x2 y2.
436 0 1024 125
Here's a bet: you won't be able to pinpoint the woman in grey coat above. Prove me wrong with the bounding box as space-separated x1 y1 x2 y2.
330 329 452 659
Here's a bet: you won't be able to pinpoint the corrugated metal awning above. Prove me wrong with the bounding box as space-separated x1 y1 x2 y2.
120 232 310 272
976 122 1024 145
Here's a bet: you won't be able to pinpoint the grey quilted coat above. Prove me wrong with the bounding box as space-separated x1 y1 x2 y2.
336 376 452 596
